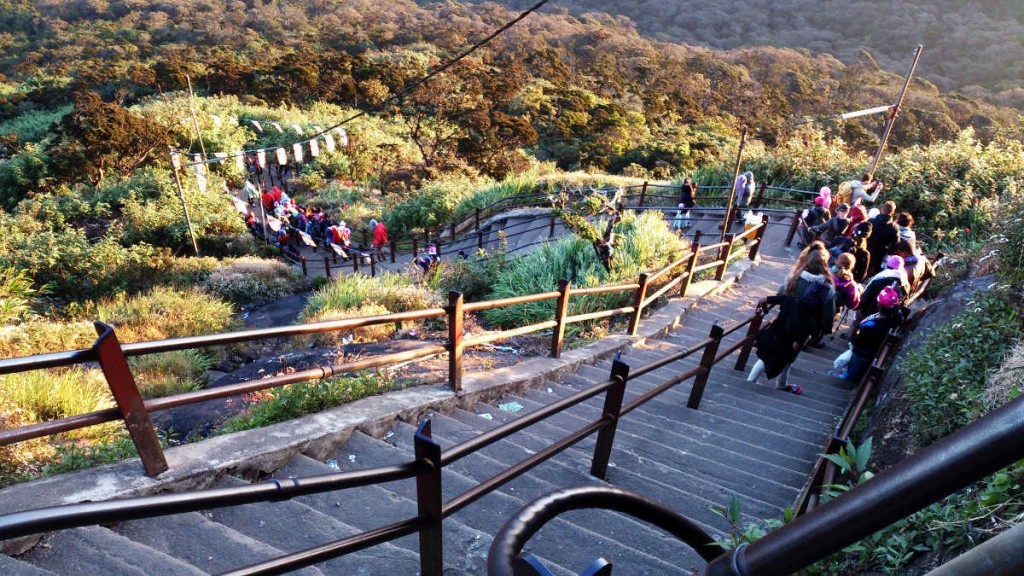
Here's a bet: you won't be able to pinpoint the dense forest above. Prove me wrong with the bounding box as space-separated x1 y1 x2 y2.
0 0 1020 185
489 0 1024 109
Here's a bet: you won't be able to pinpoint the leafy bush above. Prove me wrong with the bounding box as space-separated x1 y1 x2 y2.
201 256 304 305
902 290 1022 445
483 210 689 328
219 372 399 433
0 144 54 210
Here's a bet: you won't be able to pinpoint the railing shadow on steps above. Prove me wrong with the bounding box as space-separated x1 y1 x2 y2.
488 390 1024 575
0 229 775 575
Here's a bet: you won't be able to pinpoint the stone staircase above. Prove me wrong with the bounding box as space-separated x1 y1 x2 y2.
0 218 864 575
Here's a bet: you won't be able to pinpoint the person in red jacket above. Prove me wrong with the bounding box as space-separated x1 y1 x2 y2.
371 218 388 260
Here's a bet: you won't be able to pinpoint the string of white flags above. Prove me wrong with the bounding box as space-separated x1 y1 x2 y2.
170 124 349 188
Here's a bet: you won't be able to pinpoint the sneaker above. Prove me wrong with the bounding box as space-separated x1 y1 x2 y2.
777 383 803 395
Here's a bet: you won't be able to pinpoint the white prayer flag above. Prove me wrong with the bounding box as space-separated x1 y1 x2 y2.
171 152 181 170
251 120 263 132
234 151 245 173
276 147 287 165
193 154 205 171
232 197 248 214
195 171 208 194
323 133 336 152
256 148 266 167
292 143 304 164
291 124 303 135
214 152 228 164
335 127 348 146
211 114 222 127
308 139 319 157
330 242 348 257
267 216 282 232
299 230 316 247
271 122 283 133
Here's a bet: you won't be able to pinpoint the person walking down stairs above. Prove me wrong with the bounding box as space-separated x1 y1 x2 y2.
746 242 836 395
370 218 388 261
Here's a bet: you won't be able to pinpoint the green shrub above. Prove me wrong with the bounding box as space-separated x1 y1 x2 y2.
0 144 54 211
902 290 1022 445
219 372 399 433
201 256 304 305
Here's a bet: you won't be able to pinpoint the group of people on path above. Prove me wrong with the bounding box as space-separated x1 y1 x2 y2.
745 175 935 395
242 179 388 263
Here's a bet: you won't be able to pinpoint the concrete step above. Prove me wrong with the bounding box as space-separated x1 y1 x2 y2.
204 475 422 574
0 555 58 575
384 419 691 575
16 526 206 576
112 511 323 576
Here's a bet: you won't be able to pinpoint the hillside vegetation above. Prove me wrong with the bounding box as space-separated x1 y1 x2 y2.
490 0 1024 108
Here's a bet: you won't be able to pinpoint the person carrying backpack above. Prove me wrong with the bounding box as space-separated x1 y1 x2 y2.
746 242 835 394
830 286 902 381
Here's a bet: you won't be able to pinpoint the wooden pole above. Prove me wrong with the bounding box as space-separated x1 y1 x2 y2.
866 45 923 181
721 127 748 242
169 150 201 256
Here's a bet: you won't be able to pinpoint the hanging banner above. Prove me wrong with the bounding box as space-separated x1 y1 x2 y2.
308 138 319 158
213 152 228 164
267 216 282 232
232 197 248 214
271 122 283 133
256 148 267 168
323 133 336 152
210 114 222 127
292 143 304 164
250 120 263 132
330 242 348 257
335 127 349 146
299 230 316 247
291 124 303 135
275 147 287 165
234 151 245 173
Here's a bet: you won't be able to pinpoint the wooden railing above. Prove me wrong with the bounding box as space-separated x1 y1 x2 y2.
0 218 770 478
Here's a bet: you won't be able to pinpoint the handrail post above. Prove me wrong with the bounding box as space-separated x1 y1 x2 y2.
638 180 648 207
550 279 571 358
92 322 168 477
627 273 650 336
548 214 556 238
688 324 724 410
414 420 444 576
475 207 481 232
693 230 702 245
353 254 359 274
413 237 419 258
447 291 464 393
753 182 767 209
390 240 397 263
591 358 629 479
300 256 307 276
478 230 484 250
735 306 765 371
370 255 376 277
715 234 735 281
680 246 700 299
749 215 769 261
450 222 456 241
324 257 331 279
785 208 801 247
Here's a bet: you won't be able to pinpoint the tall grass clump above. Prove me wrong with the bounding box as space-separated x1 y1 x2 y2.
484 211 688 327
302 273 441 342
0 369 115 436
129 349 215 398
0 266 40 325
219 372 399 433
0 399 56 485
201 256 304 306
95 286 236 342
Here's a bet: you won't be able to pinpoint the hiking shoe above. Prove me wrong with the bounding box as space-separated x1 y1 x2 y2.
778 384 803 395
